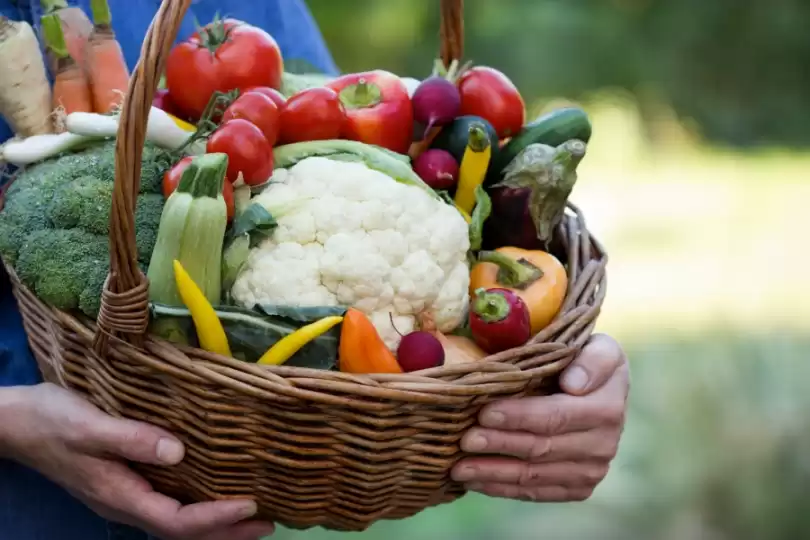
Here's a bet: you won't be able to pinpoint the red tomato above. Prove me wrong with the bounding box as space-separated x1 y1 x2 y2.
162 156 235 221
326 70 413 154
207 119 274 186
165 19 284 120
458 66 526 139
278 87 346 144
221 91 280 146
245 86 287 110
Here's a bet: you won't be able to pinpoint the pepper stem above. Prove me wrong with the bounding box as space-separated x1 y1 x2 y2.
467 124 491 153
472 288 512 323
478 251 544 290
338 78 382 110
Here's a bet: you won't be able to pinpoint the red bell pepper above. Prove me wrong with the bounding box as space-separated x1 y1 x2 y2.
326 70 413 154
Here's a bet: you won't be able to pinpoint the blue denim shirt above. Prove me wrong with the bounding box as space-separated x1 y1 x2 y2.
0 1 336 537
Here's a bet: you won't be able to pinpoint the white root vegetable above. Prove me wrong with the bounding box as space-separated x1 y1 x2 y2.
65 107 194 150
0 17 53 137
0 132 91 165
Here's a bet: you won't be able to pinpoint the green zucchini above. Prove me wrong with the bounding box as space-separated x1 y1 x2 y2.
487 107 591 184
431 115 499 166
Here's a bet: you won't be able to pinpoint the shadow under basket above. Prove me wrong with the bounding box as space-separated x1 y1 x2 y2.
3 0 607 532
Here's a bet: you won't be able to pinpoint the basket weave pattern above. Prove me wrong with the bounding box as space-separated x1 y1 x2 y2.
4 0 607 531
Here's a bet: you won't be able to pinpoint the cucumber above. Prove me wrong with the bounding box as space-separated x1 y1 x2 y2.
430 115 499 165
486 107 591 184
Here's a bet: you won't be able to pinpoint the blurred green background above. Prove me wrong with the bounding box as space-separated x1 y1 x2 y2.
276 1 810 538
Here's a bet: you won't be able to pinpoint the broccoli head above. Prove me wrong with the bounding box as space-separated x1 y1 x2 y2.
1 140 173 317
15 229 109 314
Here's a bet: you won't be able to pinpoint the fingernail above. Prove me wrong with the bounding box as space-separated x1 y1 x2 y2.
453 465 476 482
464 433 488 452
481 410 505 428
156 438 184 465
237 501 258 519
563 366 589 392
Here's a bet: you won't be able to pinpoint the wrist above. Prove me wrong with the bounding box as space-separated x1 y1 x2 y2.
0 386 33 460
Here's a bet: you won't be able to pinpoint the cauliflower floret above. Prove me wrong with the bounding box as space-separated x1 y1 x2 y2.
231 157 470 350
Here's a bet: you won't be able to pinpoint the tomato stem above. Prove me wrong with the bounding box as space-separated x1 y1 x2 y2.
478 251 544 290
196 14 237 54
338 78 382 110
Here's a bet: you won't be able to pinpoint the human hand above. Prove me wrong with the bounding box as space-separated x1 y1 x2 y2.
451 334 629 502
0 383 275 540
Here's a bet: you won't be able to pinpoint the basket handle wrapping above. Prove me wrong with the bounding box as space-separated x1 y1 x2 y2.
94 0 191 350
94 0 464 350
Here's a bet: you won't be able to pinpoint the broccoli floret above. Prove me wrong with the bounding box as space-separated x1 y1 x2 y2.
48 176 115 235
135 194 165 263
15 229 109 314
140 144 174 195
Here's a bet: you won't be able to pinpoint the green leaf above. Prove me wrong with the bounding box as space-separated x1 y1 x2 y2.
149 303 347 370
229 202 277 248
468 185 492 252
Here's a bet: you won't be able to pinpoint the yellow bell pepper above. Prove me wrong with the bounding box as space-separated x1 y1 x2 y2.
172 260 231 356
258 316 344 366
168 113 196 132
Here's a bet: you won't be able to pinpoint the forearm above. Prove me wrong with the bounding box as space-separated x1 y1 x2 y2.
0 386 30 460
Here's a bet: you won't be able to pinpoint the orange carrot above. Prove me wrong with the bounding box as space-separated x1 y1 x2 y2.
339 309 403 374
85 0 129 113
39 0 92 69
40 14 92 116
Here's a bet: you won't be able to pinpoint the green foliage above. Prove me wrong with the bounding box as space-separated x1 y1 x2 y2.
307 0 810 148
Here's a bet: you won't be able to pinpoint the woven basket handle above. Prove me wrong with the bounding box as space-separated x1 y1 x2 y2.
94 0 191 349
440 0 464 67
94 0 464 350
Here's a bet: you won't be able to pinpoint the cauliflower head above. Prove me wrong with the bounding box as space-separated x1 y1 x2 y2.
231 157 471 349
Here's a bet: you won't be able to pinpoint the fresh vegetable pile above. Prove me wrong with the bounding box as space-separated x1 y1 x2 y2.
0 16 594 375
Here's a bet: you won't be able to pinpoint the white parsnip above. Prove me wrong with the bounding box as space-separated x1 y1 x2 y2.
0 17 53 137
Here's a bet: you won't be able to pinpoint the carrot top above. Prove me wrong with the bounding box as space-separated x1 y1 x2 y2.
40 0 69 15
40 13 70 59
89 0 113 28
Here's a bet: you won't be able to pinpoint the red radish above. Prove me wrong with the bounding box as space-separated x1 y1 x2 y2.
411 76 461 139
390 313 445 372
469 288 531 354
413 149 459 190
396 331 445 372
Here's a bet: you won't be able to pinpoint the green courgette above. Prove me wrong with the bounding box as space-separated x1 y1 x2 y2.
431 115 499 166
486 107 591 185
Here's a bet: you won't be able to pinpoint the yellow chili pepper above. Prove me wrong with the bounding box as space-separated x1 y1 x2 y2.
258 315 344 366
172 260 231 357
454 123 492 215
455 204 472 224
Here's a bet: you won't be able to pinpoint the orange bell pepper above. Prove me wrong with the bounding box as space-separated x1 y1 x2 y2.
470 247 568 334
339 308 402 374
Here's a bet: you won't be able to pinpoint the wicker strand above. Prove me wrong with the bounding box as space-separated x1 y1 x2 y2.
440 0 464 67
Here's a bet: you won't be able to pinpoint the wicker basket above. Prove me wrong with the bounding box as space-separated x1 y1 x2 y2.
4 0 607 532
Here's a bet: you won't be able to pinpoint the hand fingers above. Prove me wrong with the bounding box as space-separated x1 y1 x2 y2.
560 334 627 396
464 481 595 503
95 462 259 538
201 520 277 540
459 426 620 462
70 412 185 466
452 457 609 489
477 392 625 435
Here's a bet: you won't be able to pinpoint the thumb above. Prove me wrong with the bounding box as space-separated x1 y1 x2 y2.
77 413 185 466
560 334 625 396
